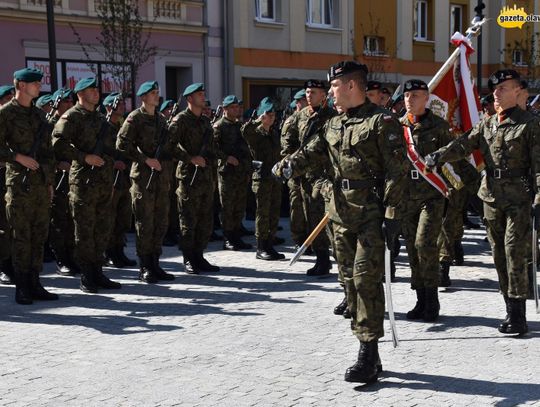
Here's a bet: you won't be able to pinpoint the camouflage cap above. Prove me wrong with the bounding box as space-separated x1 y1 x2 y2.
0 85 15 98
74 77 98 93
304 79 327 89
403 79 428 92
256 97 275 116
488 69 520 91
327 61 368 81
366 81 382 91
159 99 175 112
103 92 121 106
222 94 239 107
13 68 43 82
36 94 53 108
136 81 159 97
183 82 205 97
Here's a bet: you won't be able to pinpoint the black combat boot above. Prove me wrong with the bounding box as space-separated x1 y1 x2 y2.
15 272 33 305
256 239 278 261
498 295 511 333
453 240 464 266
117 246 137 267
152 254 175 281
67 250 81 274
307 250 331 276
80 263 99 293
423 287 440 322
334 287 348 315
53 250 77 277
503 298 528 335
0 257 14 285
30 269 59 301
265 240 285 260
94 263 122 289
223 231 252 251
439 261 452 287
232 231 252 250
406 289 426 320
344 341 380 383
273 236 285 245
138 255 158 284
183 250 200 274
105 247 125 268
194 251 220 272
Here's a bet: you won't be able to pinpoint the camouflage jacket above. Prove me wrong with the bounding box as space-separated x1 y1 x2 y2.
242 121 282 180
280 111 300 157
289 101 408 226
436 106 540 205
51 103 116 187
116 106 172 185
168 108 216 185
213 116 252 175
0 98 55 187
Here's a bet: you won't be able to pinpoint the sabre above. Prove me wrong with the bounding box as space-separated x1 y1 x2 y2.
385 247 399 347
532 212 540 313
289 213 329 266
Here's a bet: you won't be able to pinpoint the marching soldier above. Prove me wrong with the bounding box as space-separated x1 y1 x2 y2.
243 97 285 261
52 77 122 293
274 61 407 383
48 88 79 276
0 85 15 285
0 68 58 304
116 81 175 283
213 95 252 251
104 93 137 269
36 94 53 114
366 81 384 106
168 83 220 274
426 69 540 335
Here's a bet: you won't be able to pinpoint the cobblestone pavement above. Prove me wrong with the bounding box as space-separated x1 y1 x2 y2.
1 220 540 406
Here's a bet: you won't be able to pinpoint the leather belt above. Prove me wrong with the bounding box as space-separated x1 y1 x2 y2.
487 168 528 179
339 178 381 191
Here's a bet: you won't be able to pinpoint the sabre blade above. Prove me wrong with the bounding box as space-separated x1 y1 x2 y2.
385 247 399 347
533 227 539 313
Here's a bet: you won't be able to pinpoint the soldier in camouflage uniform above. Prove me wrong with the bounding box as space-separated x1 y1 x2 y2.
281 90 309 249
168 83 220 274
0 85 15 285
426 69 540 335
213 95 252 251
103 93 137 269
48 88 79 277
243 97 285 261
274 61 407 383
116 81 175 283
0 68 58 304
52 77 122 293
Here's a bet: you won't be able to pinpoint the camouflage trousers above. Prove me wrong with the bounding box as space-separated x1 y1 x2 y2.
69 183 113 266
252 178 281 241
49 174 75 258
300 177 329 251
483 201 530 299
177 180 214 252
5 183 50 274
333 215 385 342
287 178 307 244
131 178 170 256
438 188 466 263
0 181 11 262
218 170 249 233
402 197 445 289
108 181 133 249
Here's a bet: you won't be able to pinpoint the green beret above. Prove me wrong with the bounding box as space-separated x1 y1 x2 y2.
103 92 121 107
13 68 44 82
36 94 53 108
327 61 368 81
0 85 14 98
52 88 73 101
488 69 520 91
289 100 297 109
160 99 175 112
136 81 159 97
183 82 205 97
222 95 239 107
293 89 306 100
256 97 275 116
74 77 98 93
403 79 428 92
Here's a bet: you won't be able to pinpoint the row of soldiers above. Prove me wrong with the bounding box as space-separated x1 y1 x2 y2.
273 61 540 384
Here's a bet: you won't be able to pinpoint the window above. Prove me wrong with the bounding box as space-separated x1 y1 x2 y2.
414 0 428 40
512 49 525 65
255 0 275 21
450 5 463 36
307 0 333 27
363 36 386 56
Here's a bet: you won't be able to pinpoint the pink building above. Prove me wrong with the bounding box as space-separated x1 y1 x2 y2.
0 0 224 108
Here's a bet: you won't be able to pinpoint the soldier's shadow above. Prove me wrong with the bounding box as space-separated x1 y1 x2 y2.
357 371 540 406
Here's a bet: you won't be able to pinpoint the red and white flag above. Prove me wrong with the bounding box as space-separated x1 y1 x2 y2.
428 32 485 171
